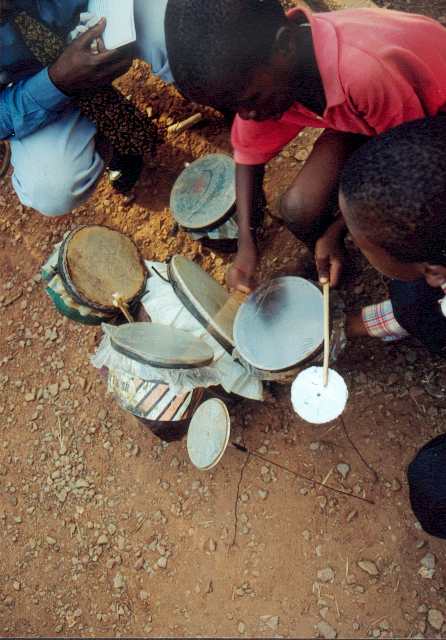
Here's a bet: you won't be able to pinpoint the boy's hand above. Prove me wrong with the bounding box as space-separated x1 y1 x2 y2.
49 19 133 95
226 241 258 293
315 223 346 288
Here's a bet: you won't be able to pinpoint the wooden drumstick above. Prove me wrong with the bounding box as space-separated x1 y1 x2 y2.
212 289 248 330
112 293 134 323
322 282 330 387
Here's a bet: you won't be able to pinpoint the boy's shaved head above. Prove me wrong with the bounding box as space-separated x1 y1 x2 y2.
340 117 446 265
165 0 286 111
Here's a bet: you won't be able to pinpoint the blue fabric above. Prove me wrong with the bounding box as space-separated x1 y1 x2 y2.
408 434 446 539
0 0 173 142
0 1 85 140
389 278 446 354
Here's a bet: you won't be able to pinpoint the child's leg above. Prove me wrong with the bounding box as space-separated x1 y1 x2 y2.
279 130 366 248
347 300 409 341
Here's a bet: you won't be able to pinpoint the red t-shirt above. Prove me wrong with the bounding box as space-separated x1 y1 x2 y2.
232 7 446 165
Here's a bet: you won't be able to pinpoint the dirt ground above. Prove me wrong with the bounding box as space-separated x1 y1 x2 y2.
2 1 446 638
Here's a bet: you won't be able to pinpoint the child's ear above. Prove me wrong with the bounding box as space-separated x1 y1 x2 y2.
423 263 446 288
274 26 294 57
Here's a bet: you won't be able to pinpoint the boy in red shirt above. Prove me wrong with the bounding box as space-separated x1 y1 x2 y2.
165 0 446 290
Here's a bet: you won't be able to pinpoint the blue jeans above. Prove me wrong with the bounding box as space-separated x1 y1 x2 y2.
10 0 171 216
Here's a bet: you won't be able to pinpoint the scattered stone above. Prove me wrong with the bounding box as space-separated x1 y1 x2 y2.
357 560 379 576
113 573 125 589
346 510 358 523
134 557 144 571
97 535 108 546
310 442 321 451
46 536 56 546
13 581 20 591
48 383 59 397
259 615 279 631
258 489 268 500
139 590 149 602
24 391 35 402
238 622 246 634
391 478 402 492
336 463 350 480
157 557 168 569
302 530 311 541
420 552 436 571
317 567 335 583
428 609 444 631
317 620 337 639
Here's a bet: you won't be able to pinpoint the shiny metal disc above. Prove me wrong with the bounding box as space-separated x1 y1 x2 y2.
187 399 231 470
234 277 324 372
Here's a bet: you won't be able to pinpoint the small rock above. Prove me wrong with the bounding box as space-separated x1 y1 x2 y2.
134 557 144 571
113 573 125 589
258 489 268 500
336 463 350 480
317 620 337 639
302 530 311 541
24 391 35 402
238 621 246 634
428 609 444 631
391 478 402 492
157 557 168 569
97 535 108 546
310 442 321 451
48 383 59 397
357 560 379 576
420 552 436 571
259 615 279 631
317 567 335 583
346 510 358 523
46 536 56 546
13 581 21 591
139 590 149 602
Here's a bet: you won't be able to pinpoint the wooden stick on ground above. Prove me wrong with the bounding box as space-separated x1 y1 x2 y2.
323 282 330 387
167 113 203 135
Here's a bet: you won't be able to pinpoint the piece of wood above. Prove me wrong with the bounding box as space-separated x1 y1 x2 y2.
323 282 330 387
212 290 248 334
112 293 134 323
167 113 203 135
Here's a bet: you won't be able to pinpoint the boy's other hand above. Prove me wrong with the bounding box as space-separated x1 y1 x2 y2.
49 19 133 95
226 241 258 293
315 227 345 288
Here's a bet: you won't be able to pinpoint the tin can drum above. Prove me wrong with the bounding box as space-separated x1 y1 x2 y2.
42 225 147 325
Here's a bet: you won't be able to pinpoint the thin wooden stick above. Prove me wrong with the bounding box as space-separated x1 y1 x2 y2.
167 113 203 135
112 293 134 323
323 282 330 386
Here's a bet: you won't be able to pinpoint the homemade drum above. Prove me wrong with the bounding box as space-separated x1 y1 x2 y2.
187 399 231 470
170 154 238 252
233 277 326 382
42 225 147 324
102 323 214 442
166 254 236 353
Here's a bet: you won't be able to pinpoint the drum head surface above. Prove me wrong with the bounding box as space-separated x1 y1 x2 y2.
234 277 324 372
170 154 235 230
169 255 235 350
64 226 146 309
104 323 214 369
291 366 348 425
187 399 231 470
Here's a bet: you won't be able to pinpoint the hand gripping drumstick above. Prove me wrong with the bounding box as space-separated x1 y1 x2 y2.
322 281 330 387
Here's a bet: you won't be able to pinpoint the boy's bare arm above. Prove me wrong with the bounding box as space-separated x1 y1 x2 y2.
226 163 264 292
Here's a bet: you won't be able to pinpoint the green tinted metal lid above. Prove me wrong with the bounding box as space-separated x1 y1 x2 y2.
170 154 235 231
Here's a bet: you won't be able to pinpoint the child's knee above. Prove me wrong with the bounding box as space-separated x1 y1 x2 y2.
279 187 317 235
13 156 103 217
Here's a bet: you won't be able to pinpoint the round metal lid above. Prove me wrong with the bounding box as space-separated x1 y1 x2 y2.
291 366 348 425
234 277 324 372
103 323 214 369
170 154 236 231
187 399 231 470
168 255 235 352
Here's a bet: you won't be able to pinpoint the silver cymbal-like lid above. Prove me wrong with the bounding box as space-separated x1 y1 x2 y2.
170 154 235 231
187 399 231 470
234 277 324 372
